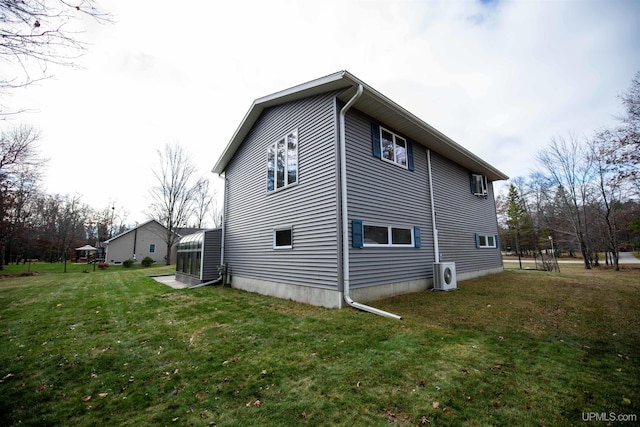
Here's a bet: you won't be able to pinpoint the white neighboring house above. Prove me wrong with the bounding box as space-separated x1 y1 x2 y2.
104 220 178 265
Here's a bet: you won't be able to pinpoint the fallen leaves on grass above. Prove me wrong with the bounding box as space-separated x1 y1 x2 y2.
81 395 91 402
385 408 395 423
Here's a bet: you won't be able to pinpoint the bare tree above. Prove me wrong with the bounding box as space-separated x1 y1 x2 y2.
192 178 213 229
148 142 199 265
211 187 224 229
612 71 640 193
1 1 111 83
0 124 44 268
589 130 632 270
536 134 595 269
1 0 112 115
56 194 89 272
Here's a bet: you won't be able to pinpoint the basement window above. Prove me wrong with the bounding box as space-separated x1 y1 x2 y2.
273 227 293 249
363 224 414 247
352 220 421 248
475 233 498 249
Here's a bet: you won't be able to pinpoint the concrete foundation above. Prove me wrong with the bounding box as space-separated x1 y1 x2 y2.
229 266 504 309
230 276 344 308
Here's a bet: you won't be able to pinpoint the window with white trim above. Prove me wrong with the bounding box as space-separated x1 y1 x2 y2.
380 127 408 168
267 129 298 192
352 220 421 248
149 243 156 253
363 224 414 247
471 174 488 197
273 227 293 249
476 234 497 248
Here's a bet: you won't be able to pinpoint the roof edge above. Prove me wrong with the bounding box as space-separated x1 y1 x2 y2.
212 71 508 181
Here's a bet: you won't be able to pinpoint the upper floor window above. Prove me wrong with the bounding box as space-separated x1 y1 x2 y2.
471 174 488 197
371 122 415 171
381 127 407 168
267 129 298 192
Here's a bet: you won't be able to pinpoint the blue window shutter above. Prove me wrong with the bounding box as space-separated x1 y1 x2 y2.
495 234 499 249
414 226 421 248
371 122 381 159
407 140 415 171
352 220 364 248
475 233 480 249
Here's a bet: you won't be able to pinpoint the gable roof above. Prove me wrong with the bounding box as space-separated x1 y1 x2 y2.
104 219 179 244
212 70 508 182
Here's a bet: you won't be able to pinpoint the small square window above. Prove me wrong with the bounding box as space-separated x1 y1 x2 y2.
476 233 497 248
274 227 293 249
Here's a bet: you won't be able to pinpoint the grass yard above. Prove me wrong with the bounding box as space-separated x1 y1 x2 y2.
0 263 639 426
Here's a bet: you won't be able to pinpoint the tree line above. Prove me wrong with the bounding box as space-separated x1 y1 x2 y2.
1 2 223 268
498 72 640 271
0 123 221 269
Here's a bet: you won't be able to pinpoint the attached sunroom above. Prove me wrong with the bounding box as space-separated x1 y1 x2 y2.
175 229 222 286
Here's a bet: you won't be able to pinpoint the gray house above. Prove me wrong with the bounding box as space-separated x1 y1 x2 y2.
104 219 178 265
212 71 508 315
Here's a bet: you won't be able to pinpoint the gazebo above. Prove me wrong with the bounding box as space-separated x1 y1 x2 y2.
75 244 97 263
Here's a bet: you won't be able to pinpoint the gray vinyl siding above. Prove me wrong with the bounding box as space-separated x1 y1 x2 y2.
202 229 222 281
224 92 339 289
345 109 435 288
429 151 502 272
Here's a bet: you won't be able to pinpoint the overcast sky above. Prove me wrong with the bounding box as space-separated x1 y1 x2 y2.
6 0 640 226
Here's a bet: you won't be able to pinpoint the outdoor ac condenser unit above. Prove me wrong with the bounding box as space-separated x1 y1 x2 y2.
433 262 457 291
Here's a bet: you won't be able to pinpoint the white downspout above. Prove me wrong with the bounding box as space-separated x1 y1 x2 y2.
340 84 402 320
220 173 228 285
427 149 440 263
220 173 226 266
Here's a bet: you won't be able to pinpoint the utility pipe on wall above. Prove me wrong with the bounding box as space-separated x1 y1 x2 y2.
427 149 440 263
339 84 402 320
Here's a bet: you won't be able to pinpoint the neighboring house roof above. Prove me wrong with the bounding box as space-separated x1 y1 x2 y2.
212 70 509 182
104 219 179 244
176 227 205 237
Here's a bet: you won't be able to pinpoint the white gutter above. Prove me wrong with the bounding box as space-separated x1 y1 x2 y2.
339 84 402 320
427 150 440 262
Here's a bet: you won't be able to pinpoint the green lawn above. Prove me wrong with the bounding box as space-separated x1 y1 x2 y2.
1 263 639 426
